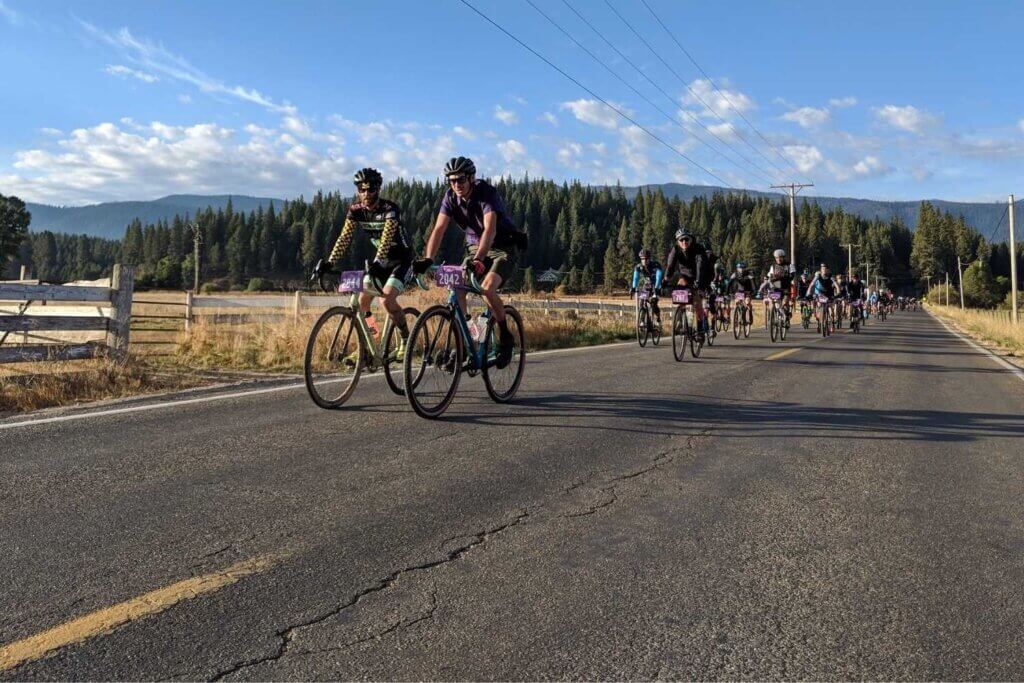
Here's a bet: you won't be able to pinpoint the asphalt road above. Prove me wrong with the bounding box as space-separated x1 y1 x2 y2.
2 310 1023 680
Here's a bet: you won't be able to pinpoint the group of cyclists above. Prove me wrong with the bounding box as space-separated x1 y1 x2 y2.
629 235 905 345
305 155 909 417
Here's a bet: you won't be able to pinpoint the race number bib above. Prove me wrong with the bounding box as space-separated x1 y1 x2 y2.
338 270 364 293
851 299 862 306
817 295 830 304
770 291 782 300
672 289 690 304
435 265 465 289
734 293 746 301
637 290 650 301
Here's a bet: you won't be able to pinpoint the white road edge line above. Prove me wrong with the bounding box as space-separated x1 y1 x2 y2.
928 309 1024 384
0 341 635 430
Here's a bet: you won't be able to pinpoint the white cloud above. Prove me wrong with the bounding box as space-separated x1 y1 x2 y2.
828 96 858 108
494 105 518 126
556 142 583 169
619 125 650 175
496 139 526 162
541 112 559 127
453 126 476 140
782 106 830 128
707 122 738 140
397 132 416 147
682 79 754 120
104 64 159 83
827 155 891 181
513 96 528 106
40 127 63 137
589 142 607 155
282 115 314 138
178 94 192 104
783 144 823 173
874 104 938 134
81 21 297 115
560 99 621 130
1019 119 1024 134
0 0 23 26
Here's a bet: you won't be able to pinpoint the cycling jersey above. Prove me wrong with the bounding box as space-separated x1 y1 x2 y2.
328 199 412 265
847 281 866 300
809 273 837 299
837 282 850 300
664 242 709 288
766 261 795 291
439 179 519 250
632 261 664 291
708 274 728 296
796 278 813 299
727 273 756 294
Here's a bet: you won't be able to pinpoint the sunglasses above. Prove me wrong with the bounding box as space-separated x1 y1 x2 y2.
447 176 469 186
356 184 379 193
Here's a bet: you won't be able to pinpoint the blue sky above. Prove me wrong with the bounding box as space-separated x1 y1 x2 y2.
2 0 1023 205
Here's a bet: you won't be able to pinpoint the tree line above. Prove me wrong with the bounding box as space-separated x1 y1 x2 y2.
2 182 1019 304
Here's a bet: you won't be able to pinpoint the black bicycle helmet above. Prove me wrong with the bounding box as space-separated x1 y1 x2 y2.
675 229 693 241
444 156 476 177
638 247 651 259
353 167 383 187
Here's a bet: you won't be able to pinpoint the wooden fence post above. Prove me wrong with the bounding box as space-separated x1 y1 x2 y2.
105 264 135 360
184 290 193 332
19 265 28 281
293 290 302 322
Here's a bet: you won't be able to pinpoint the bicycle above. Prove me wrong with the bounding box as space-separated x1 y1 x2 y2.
816 295 834 337
767 291 788 343
634 287 661 347
717 297 732 332
670 287 703 361
402 264 526 419
702 298 717 346
732 292 752 339
304 265 426 408
800 299 813 329
849 299 863 333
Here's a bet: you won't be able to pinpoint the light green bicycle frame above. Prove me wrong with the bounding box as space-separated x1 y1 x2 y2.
344 274 427 370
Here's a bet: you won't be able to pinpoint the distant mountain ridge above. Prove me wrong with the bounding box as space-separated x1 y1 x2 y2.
24 186 1021 243
25 194 284 240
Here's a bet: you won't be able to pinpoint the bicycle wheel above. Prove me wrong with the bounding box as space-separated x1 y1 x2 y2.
382 306 421 396
636 304 649 348
821 307 831 337
304 306 363 409
651 310 662 346
483 306 526 403
802 305 810 329
733 305 742 340
706 314 716 346
404 305 464 419
672 306 687 361
769 306 778 343
691 311 704 358
780 305 789 341
743 306 752 338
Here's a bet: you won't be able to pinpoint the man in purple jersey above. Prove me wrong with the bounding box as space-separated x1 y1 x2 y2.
414 156 521 367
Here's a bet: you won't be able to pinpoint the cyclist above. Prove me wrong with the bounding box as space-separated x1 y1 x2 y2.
664 229 710 342
414 156 523 367
727 261 757 325
868 287 880 317
707 263 728 330
765 248 796 326
847 271 867 321
630 247 664 325
314 167 414 361
806 263 838 325
834 273 848 327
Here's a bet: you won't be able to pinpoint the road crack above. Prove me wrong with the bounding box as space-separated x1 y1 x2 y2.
209 511 530 681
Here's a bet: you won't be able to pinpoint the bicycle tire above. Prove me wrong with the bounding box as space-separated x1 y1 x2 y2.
303 306 363 409
672 306 687 361
404 304 464 419
482 306 526 403
691 310 703 358
780 306 789 341
636 303 649 348
770 305 778 343
651 310 662 346
733 305 742 340
383 306 421 396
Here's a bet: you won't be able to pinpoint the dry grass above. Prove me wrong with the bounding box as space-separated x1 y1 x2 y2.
0 357 200 413
926 304 1024 357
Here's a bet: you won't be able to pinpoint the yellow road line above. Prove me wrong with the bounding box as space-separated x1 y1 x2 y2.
764 347 803 361
0 554 279 672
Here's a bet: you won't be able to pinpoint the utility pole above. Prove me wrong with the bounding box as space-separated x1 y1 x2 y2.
925 274 932 298
771 182 814 270
190 222 202 294
956 257 966 309
1010 194 1018 324
945 272 950 306
841 243 860 278
865 262 872 296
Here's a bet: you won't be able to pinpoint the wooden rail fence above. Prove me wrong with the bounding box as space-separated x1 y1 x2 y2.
0 265 135 363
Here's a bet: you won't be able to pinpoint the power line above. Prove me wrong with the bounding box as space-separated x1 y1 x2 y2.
637 0 810 182
557 0 778 187
602 0 794 182
986 202 1009 244
457 0 735 188
524 0 773 187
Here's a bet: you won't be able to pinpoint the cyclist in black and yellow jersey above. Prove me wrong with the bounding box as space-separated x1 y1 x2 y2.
314 167 415 358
